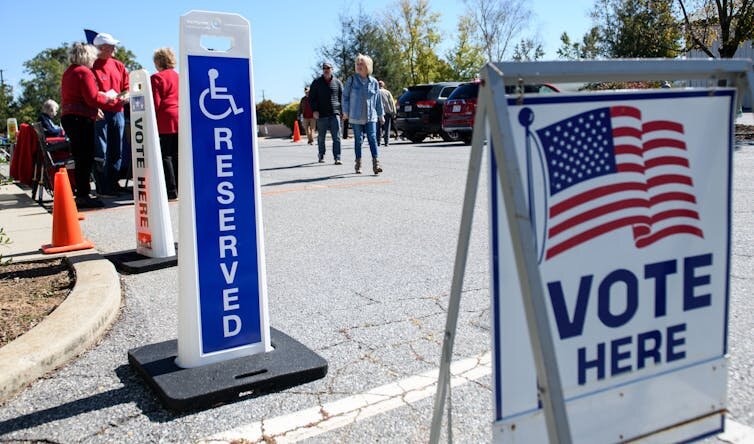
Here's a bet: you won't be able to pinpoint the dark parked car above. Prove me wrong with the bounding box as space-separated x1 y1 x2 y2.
395 82 462 143
442 82 560 144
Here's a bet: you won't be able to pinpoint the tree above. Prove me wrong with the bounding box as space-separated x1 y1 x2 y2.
464 0 533 62
384 0 445 85
591 0 683 58
679 0 754 57
512 38 545 61
318 10 407 96
114 47 142 72
445 14 486 79
255 99 283 124
556 29 601 60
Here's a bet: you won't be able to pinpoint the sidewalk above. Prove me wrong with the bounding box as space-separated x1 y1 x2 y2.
0 181 121 402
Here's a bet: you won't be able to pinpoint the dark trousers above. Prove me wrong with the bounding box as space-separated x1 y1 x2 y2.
61 114 95 199
159 133 178 196
379 114 394 145
94 110 125 193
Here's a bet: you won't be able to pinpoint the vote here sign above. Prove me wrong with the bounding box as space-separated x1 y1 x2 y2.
491 89 734 442
177 11 270 368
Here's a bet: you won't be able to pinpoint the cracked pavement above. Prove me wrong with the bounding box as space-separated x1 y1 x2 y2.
0 138 752 443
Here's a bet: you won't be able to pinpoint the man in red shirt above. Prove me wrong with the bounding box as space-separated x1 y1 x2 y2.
92 32 129 196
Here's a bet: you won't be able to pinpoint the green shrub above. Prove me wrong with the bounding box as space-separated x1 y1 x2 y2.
256 99 284 124
277 102 302 132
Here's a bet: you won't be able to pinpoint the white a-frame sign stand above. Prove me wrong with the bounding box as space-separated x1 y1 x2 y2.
430 59 754 443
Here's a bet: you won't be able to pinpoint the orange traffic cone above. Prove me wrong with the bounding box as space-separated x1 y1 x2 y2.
292 120 301 142
41 169 94 254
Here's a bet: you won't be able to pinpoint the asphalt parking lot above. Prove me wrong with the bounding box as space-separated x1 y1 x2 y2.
0 136 752 443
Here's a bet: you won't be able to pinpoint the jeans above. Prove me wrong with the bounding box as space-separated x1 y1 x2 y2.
316 115 341 160
351 122 379 159
94 110 125 192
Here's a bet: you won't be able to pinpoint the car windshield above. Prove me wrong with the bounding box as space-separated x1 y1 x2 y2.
401 86 432 102
448 83 479 100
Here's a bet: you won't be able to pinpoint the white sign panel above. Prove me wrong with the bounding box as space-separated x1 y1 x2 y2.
491 89 734 442
129 69 175 258
176 11 270 368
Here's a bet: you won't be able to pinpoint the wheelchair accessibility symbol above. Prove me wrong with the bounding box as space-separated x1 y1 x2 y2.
199 69 245 120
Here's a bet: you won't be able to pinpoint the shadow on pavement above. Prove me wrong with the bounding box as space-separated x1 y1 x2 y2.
0 365 180 433
260 162 322 172
262 173 364 188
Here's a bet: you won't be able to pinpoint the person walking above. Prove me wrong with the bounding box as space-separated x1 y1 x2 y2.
92 32 129 196
297 86 315 145
378 80 396 146
151 47 179 200
308 61 343 164
342 54 384 175
60 42 122 208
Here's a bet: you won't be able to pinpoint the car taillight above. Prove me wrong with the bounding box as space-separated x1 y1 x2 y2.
416 100 436 109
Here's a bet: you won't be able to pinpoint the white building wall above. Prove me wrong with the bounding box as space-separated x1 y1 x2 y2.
687 40 754 110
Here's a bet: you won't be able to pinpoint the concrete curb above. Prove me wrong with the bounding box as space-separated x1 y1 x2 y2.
0 253 121 402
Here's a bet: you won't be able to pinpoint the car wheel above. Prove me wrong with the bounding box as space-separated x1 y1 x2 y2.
461 134 473 145
440 130 458 142
408 133 426 143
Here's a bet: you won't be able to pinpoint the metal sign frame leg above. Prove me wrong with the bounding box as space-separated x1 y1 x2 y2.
429 90 488 444
484 63 572 444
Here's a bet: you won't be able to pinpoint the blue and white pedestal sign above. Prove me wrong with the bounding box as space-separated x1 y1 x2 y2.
491 89 734 442
128 10 327 412
106 69 178 274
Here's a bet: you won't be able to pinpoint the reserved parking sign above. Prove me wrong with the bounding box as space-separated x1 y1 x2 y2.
176 11 270 368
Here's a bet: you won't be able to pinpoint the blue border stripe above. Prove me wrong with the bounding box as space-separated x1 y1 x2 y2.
492 89 735 427
490 143 504 421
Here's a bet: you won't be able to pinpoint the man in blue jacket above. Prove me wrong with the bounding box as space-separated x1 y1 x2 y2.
308 61 343 164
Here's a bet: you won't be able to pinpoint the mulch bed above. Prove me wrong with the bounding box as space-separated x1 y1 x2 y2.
0 259 73 347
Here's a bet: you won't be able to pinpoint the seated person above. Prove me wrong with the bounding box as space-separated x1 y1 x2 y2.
39 99 65 137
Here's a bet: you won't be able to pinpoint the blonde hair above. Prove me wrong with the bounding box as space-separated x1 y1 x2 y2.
69 42 97 67
355 54 373 75
153 47 177 70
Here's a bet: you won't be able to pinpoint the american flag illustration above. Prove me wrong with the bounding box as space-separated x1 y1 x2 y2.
534 105 704 260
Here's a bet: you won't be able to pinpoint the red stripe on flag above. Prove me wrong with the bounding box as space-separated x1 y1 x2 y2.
610 106 642 119
647 174 693 188
643 120 684 133
635 225 704 247
649 191 697 205
548 198 650 237
644 138 687 151
614 144 643 156
617 163 645 173
546 216 649 259
549 182 648 217
613 127 642 139
644 156 689 169
650 209 700 223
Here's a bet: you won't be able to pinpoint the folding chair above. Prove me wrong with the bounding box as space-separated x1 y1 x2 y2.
30 122 74 204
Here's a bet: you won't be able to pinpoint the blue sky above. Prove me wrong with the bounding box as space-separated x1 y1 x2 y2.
1 0 593 104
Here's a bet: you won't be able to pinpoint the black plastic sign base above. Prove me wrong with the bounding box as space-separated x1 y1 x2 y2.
128 328 328 411
105 243 178 274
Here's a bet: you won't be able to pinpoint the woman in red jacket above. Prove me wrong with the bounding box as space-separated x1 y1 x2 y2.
61 42 121 208
151 47 179 200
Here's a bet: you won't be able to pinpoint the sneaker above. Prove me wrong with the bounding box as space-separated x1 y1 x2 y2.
76 196 105 208
334 159 342 165
318 156 324 163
